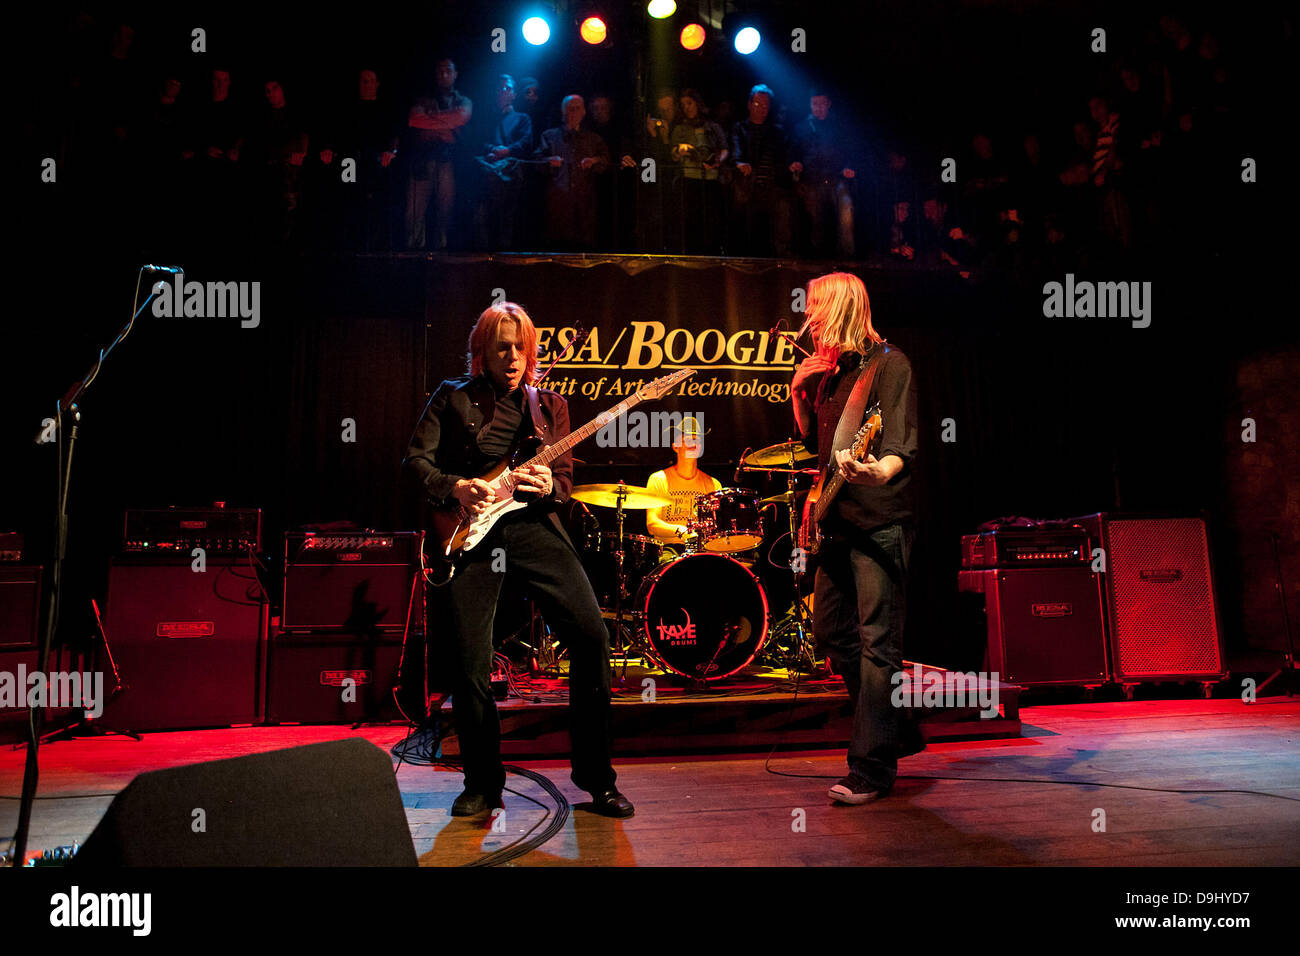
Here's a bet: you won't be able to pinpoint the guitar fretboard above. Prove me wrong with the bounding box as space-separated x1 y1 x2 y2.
519 397 640 470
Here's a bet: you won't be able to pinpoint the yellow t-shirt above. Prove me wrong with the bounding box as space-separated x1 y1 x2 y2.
646 468 722 541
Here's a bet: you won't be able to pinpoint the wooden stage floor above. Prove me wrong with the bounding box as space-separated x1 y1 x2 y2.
2 697 1297 867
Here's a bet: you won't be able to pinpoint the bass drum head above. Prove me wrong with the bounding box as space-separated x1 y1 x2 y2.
637 553 769 680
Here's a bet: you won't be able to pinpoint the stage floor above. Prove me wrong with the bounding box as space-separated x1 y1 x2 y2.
2 697 1297 867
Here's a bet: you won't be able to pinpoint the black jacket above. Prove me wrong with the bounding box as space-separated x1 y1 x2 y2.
403 375 575 545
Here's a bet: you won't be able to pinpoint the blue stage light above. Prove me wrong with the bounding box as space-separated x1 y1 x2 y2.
734 26 761 55
523 16 551 45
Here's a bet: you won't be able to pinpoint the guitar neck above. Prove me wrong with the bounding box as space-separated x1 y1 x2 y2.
814 471 845 524
522 393 646 468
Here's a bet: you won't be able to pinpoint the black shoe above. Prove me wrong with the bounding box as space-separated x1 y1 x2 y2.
588 789 635 818
451 789 501 817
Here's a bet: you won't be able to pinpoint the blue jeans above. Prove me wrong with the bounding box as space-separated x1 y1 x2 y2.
813 522 914 789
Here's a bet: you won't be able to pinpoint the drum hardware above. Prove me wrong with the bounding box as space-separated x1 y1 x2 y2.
571 482 671 682
735 442 820 672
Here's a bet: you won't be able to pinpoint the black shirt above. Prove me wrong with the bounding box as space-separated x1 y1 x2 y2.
801 345 918 534
476 387 530 461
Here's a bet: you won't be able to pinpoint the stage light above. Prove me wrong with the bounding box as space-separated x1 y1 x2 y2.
523 16 551 45
680 23 705 50
734 26 761 54
647 0 676 19
580 16 607 44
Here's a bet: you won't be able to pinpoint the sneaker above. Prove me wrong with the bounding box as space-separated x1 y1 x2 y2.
828 774 888 805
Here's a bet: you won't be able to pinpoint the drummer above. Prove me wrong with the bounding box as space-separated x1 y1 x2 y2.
645 415 722 545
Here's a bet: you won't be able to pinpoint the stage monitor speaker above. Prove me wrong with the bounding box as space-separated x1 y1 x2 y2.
959 567 1109 686
266 630 406 724
72 738 417 866
100 557 266 731
1076 513 1226 683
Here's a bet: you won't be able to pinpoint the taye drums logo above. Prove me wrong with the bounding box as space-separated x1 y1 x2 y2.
657 609 698 647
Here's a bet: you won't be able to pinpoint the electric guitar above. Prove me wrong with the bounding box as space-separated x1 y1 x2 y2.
797 403 883 555
429 367 697 565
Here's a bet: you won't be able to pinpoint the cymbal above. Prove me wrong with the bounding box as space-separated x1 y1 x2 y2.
744 441 814 467
758 491 798 506
571 484 673 510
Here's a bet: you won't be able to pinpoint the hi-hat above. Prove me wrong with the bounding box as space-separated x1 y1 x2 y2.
743 441 814 466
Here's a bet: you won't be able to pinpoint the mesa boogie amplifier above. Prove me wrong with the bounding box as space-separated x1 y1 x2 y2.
281 532 422 632
123 506 262 555
961 527 1090 569
1071 513 1226 684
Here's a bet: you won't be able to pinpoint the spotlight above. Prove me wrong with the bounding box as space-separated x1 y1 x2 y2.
522 16 551 45
680 23 705 50
734 26 761 55
580 16 607 44
647 0 676 19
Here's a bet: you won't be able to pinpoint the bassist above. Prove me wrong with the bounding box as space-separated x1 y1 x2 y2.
403 301 634 818
790 272 919 805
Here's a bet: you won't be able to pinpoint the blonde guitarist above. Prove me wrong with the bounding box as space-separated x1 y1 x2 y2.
790 272 920 806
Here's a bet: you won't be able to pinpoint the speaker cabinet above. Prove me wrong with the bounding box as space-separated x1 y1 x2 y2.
0 565 41 649
100 557 266 731
1076 513 1226 683
266 629 406 724
959 567 1109 686
72 738 416 866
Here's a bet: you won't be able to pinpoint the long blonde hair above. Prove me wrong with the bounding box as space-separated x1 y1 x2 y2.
467 302 540 383
799 272 883 358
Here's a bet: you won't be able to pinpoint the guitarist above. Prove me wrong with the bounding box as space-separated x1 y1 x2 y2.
403 301 634 819
790 272 920 805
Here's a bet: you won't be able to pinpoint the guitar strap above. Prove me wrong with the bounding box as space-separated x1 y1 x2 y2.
830 343 889 456
524 384 548 441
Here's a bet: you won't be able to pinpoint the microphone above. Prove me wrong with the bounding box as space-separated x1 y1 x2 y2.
142 264 184 274
734 449 750 485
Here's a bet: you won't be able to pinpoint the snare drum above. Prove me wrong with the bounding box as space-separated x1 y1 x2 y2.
693 488 764 553
636 552 769 680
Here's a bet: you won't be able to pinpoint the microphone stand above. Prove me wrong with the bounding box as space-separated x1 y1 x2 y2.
11 269 164 866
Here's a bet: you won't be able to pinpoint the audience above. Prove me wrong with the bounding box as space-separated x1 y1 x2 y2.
42 11 1249 272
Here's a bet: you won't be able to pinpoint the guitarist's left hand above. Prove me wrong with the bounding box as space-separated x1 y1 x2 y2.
511 463 554 497
836 451 901 487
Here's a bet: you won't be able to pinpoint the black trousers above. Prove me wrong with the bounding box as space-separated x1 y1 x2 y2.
813 522 914 790
443 511 616 796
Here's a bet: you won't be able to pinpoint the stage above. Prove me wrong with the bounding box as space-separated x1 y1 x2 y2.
4 696 1296 867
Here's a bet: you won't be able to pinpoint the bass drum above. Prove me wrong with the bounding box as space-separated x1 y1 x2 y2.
636 553 769 681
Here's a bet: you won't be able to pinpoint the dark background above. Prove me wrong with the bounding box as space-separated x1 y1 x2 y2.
7 0 1296 673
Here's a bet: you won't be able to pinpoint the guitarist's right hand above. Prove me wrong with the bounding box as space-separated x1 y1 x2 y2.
453 478 496 513
791 353 836 400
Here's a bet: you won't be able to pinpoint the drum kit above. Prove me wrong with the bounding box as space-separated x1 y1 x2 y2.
570 438 821 684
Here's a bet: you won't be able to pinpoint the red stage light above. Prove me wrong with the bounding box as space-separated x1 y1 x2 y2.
580 16 607 44
680 23 706 50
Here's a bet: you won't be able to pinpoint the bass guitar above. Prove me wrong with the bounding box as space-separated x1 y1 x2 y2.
797 403 883 555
